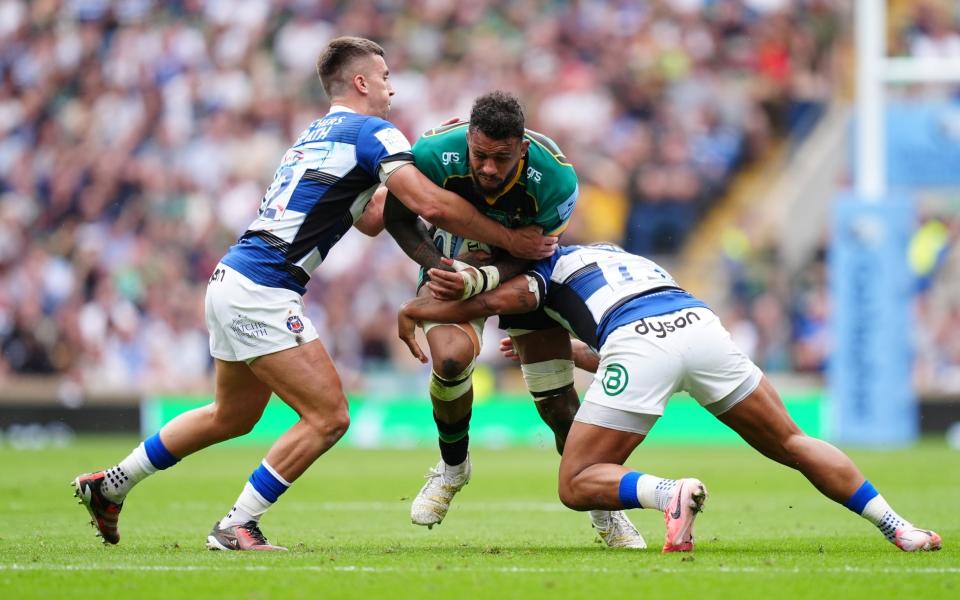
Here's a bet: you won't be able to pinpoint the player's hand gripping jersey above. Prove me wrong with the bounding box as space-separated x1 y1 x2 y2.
221 108 414 295
412 122 578 259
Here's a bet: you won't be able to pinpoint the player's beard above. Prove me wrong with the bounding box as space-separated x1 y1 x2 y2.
469 166 511 197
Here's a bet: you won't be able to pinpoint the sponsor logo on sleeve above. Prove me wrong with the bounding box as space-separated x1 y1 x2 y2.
374 127 412 155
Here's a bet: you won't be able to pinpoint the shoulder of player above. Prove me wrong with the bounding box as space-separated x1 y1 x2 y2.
523 128 573 167
420 121 470 140
412 126 468 177
354 114 399 135
524 131 576 188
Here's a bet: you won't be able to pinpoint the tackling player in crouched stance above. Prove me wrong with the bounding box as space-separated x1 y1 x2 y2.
398 243 942 552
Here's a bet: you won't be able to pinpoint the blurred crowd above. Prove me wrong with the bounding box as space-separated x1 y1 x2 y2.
0 0 847 394
710 0 960 395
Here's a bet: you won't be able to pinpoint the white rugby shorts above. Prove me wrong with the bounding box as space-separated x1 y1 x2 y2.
578 307 761 432
204 263 319 363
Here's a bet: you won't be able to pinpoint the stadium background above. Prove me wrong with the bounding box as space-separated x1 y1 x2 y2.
1 0 957 446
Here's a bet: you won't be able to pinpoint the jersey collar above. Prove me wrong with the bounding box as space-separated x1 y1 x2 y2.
327 105 357 115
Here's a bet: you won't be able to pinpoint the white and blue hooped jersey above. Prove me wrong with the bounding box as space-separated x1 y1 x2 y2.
220 108 414 295
527 244 709 351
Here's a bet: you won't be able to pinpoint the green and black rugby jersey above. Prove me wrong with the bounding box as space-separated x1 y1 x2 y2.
411 122 578 237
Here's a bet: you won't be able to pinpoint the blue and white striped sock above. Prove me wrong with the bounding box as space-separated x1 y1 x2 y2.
101 433 180 503
617 471 678 512
221 461 291 528
843 480 911 543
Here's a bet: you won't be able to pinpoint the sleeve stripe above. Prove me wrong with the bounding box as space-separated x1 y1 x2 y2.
544 222 570 236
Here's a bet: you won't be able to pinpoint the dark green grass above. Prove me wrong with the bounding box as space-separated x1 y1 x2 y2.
1 438 957 599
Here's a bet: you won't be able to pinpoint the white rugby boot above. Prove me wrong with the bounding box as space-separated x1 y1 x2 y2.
410 455 471 528
590 510 647 549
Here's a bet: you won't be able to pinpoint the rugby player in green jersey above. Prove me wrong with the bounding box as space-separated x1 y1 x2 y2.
383 91 646 548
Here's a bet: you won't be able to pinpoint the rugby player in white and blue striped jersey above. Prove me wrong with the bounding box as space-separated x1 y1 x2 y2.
72 37 558 552
398 243 942 553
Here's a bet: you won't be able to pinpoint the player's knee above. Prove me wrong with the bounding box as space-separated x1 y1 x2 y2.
431 346 474 379
522 359 575 400
430 359 475 401
324 408 350 444
557 479 586 511
210 405 261 440
300 393 350 442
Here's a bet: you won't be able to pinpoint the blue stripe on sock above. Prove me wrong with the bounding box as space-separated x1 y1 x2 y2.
248 464 289 503
144 433 179 470
618 471 643 509
843 480 879 514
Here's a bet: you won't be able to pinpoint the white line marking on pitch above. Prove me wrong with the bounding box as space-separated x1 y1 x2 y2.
1 564 957 575
157 501 571 512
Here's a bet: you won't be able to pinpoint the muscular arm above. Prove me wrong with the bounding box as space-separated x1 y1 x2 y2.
353 186 386 237
398 274 540 363
404 274 539 322
384 164 556 260
382 190 446 270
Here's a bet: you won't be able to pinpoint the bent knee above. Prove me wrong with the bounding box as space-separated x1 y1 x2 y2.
434 355 474 380
300 395 350 440
557 482 588 511
210 408 261 439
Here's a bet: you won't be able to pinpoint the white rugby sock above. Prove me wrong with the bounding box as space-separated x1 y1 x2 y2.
100 442 157 503
221 482 274 528
636 474 679 512
861 495 911 543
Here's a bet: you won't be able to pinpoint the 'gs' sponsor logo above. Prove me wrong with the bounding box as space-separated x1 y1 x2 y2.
634 311 702 338
441 151 460 165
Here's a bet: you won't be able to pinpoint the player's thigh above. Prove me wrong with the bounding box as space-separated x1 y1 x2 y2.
248 339 347 423
510 326 572 362
716 376 804 458
559 420 645 480
213 358 273 419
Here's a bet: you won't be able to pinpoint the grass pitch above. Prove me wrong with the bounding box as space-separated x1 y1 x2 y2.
1 437 957 599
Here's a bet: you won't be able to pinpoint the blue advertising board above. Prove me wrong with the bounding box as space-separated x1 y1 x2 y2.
829 194 917 445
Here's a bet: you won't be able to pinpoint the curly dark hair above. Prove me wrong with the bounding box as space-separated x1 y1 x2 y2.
469 91 525 140
316 37 385 98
